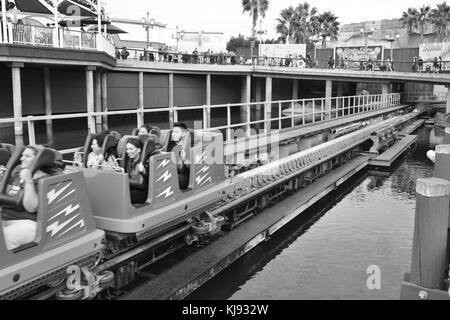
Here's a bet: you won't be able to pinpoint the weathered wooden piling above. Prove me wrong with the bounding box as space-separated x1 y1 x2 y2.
444 128 450 145
409 178 450 290
434 145 450 181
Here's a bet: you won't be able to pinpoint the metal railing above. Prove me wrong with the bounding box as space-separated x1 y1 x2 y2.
3 22 114 57
10 24 54 47
117 47 450 74
59 28 96 50
402 92 447 102
1 93 400 156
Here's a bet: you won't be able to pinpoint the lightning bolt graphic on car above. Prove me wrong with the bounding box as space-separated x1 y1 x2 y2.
46 214 80 237
156 186 174 199
157 158 171 169
157 170 172 183
49 203 80 221
47 182 72 205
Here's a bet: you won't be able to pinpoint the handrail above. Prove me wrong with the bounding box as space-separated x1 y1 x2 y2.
0 93 400 155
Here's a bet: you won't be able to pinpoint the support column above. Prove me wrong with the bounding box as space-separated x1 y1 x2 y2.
255 78 263 132
169 73 174 127
138 71 144 128
86 67 96 134
240 75 251 134
265 77 272 133
11 63 24 146
446 85 450 114
101 71 108 131
292 79 299 100
95 71 102 132
382 83 390 108
1 0 7 43
43 67 54 144
325 79 332 119
336 82 343 113
205 74 211 129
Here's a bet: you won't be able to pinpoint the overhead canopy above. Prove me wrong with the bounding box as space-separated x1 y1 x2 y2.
1 0 52 14
88 24 126 34
58 0 97 17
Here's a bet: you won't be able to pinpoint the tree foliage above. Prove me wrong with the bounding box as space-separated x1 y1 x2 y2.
242 0 269 37
275 2 340 47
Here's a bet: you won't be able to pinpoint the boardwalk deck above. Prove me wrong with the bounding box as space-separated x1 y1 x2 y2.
368 135 417 167
122 156 370 300
398 119 425 137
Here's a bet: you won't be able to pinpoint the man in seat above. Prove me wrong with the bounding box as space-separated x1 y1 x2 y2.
167 122 190 189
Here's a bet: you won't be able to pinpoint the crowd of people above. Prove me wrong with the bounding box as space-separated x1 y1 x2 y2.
411 56 443 73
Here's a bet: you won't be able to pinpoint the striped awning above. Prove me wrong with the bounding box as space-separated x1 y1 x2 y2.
1 0 52 14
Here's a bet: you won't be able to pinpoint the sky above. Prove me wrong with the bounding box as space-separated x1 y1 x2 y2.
104 0 445 42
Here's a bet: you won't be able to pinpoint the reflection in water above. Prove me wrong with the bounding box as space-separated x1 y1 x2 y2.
187 127 434 300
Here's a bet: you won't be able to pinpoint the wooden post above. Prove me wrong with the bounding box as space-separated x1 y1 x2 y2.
255 78 262 132
101 71 108 131
434 145 450 181
446 85 450 115
11 63 24 146
86 67 96 134
138 71 144 128
95 71 102 132
169 73 174 128
205 74 211 129
325 79 332 120
265 77 272 133
444 128 450 144
292 79 299 100
410 178 450 290
43 67 54 144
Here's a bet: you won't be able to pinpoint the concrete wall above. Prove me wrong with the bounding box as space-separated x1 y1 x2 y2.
211 75 242 105
174 74 206 107
143 73 169 108
0 68 13 117
22 68 45 116
51 69 87 113
107 72 139 110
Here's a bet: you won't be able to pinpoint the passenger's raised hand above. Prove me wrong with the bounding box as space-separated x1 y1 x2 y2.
20 168 33 183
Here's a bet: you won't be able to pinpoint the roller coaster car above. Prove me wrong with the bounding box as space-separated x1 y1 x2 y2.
81 130 231 240
0 147 105 299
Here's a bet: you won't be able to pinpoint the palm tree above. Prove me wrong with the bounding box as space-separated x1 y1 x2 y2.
276 2 319 44
242 0 269 38
276 6 296 44
431 2 450 41
400 8 419 35
418 5 432 38
316 11 340 48
292 2 318 43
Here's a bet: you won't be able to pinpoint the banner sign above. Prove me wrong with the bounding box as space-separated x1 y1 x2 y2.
259 44 306 59
419 42 450 71
335 46 383 68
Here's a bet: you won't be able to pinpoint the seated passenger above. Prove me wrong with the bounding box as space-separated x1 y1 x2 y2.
125 138 147 204
138 125 152 135
167 122 190 189
2 146 47 250
87 131 119 170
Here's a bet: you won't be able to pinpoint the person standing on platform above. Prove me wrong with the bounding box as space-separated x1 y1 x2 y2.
328 56 334 69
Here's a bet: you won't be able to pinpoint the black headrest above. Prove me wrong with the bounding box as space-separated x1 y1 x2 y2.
0 148 10 166
102 134 117 154
0 143 15 157
131 128 139 136
30 148 56 173
140 134 158 163
82 133 96 168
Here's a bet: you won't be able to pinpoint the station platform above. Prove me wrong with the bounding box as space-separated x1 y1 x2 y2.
398 120 425 138
368 135 417 167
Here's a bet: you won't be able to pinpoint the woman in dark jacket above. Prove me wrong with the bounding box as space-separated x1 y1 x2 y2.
125 138 147 204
